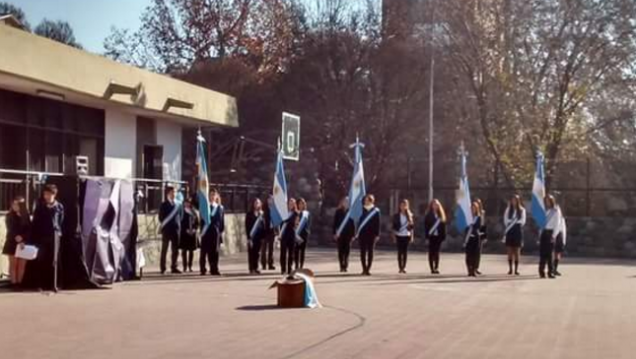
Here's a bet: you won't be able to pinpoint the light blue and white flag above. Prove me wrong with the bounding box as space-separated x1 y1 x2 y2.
271 148 289 228
337 137 366 236
196 130 211 236
455 145 473 232
531 151 547 228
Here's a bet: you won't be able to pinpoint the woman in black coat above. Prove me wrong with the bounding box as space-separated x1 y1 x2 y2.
357 194 381 276
245 197 266 274
464 201 482 277
2 196 31 287
423 199 447 274
180 198 199 273
333 197 355 273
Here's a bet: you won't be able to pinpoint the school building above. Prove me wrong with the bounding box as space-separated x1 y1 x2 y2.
0 17 247 276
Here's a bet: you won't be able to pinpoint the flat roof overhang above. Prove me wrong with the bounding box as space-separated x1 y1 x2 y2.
0 24 238 128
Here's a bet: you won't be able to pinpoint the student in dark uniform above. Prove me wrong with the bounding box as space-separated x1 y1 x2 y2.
2 196 31 288
553 205 567 276
538 195 562 279
333 197 355 273
294 198 311 270
464 201 482 277
260 196 276 271
245 197 266 274
357 194 381 276
200 188 225 276
158 186 182 275
423 199 447 274
179 198 199 273
279 198 299 275
29 185 64 290
502 195 526 275
475 198 488 275
392 199 414 274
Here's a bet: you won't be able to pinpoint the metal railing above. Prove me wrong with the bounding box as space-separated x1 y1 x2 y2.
0 169 269 214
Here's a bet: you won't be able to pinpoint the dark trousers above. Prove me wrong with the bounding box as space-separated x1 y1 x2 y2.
260 235 275 269
428 237 442 271
181 250 194 271
465 240 480 275
160 233 179 272
539 231 555 277
360 237 376 273
475 241 483 270
280 240 295 275
294 239 307 270
337 237 352 271
200 236 220 274
396 236 410 271
248 239 262 272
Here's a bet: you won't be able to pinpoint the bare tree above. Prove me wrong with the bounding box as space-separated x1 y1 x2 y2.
35 19 83 49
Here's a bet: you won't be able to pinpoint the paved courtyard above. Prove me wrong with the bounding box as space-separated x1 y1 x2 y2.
1 249 635 359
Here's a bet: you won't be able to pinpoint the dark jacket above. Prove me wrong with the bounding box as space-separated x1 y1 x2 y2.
280 211 299 245
202 204 225 240
30 200 64 247
245 211 266 242
333 208 355 239
297 210 311 241
423 212 446 240
3 211 31 255
391 213 414 235
466 216 482 244
158 200 182 237
358 207 381 240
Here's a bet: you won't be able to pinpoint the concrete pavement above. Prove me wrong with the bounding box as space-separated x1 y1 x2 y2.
1 249 635 359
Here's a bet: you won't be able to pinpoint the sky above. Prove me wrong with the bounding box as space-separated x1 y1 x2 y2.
11 0 151 53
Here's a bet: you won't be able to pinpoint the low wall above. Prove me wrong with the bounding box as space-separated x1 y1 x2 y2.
0 213 247 277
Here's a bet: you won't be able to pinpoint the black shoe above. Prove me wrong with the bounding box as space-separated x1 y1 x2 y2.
269 265 276 270
171 268 182 274
539 273 546 278
161 270 166 275
475 270 482 275
548 274 556 279
255 270 261 275
200 271 207 276
211 271 221 276
554 271 562 276
508 269 513 275
515 271 520 276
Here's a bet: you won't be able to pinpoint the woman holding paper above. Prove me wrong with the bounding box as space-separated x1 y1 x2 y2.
502 195 526 275
423 199 447 274
245 198 266 274
2 196 31 288
391 199 414 274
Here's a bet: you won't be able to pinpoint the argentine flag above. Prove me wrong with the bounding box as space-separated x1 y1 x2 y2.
337 138 366 236
270 149 289 227
347 138 367 228
196 131 211 235
531 152 547 228
454 146 473 232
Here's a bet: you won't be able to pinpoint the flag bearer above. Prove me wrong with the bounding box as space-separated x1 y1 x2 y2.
280 198 299 275
200 188 225 276
245 197 266 274
333 197 355 273
539 195 562 279
464 201 483 277
357 194 381 276
294 198 311 270
158 186 182 275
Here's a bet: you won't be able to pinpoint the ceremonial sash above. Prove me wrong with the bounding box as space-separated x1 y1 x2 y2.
397 217 410 234
201 204 220 237
464 216 480 244
160 203 180 230
280 212 294 237
296 211 310 236
249 214 263 239
336 210 351 237
357 207 380 236
428 218 441 237
504 216 518 236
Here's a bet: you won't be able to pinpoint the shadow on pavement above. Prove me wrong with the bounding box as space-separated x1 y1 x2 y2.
235 304 285 311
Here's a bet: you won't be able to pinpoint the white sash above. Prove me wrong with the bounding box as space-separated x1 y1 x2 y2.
201 204 220 237
464 216 479 244
504 218 518 236
428 218 441 237
357 207 380 236
336 210 351 237
296 211 310 235
249 214 263 239
160 202 180 229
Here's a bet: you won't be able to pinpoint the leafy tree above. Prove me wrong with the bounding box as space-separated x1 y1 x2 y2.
34 19 83 49
0 2 30 30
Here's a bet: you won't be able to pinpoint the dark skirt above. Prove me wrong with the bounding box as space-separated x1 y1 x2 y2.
2 238 17 255
505 224 523 248
180 232 198 251
554 233 565 253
